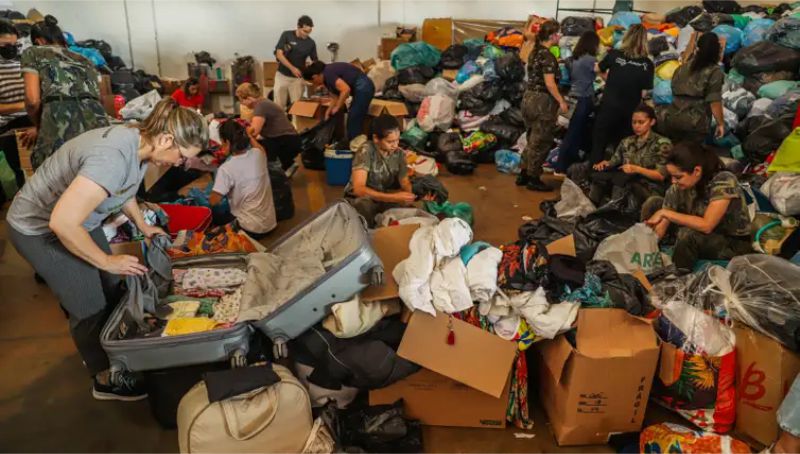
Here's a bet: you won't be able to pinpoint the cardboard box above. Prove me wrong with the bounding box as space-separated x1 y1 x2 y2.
535 309 660 446
361 224 419 302
263 61 279 87
735 326 800 446
363 99 409 135
370 368 509 429
101 94 117 117
288 98 329 132
160 77 183 95
110 240 145 263
380 38 408 60
422 18 454 50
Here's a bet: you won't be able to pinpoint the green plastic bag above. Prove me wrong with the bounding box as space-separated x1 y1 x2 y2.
462 131 497 154
549 45 560 59
400 121 428 151
726 68 745 86
768 127 800 173
0 151 18 199
732 14 751 30
758 80 800 100
390 42 442 71
481 45 505 60
424 201 474 226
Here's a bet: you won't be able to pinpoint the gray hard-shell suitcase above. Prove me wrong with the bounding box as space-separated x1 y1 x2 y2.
251 200 383 354
100 253 252 375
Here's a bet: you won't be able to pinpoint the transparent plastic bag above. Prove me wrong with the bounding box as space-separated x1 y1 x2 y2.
424 77 458 99
554 178 596 221
417 94 456 132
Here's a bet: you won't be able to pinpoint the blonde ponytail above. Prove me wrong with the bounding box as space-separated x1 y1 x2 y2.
235 82 262 99
134 97 209 148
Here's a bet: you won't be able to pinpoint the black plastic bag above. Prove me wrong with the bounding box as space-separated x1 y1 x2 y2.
689 13 714 31
459 80 502 115
300 117 338 170
194 50 216 67
397 66 435 85
323 401 423 453
495 53 525 82
474 147 498 164
445 150 476 175
440 44 469 69
133 70 164 95
480 115 523 145
411 175 449 203
666 5 703 27
573 196 640 263
518 216 576 244
732 41 800 76
500 106 525 127
467 80 503 102
742 115 794 163
504 80 525 107
77 39 114 60
268 160 295 221
703 0 742 14
437 132 463 153
459 93 493 116
561 16 595 36
742 4 767 14
586 260 653 316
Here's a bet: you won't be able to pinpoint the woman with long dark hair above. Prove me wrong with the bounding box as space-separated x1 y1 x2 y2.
658 33 726 143
644 142 752 270
552 30 600 173
517 20 568 191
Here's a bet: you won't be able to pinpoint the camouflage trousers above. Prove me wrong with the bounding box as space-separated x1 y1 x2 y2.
641 195 753 270
521 91 559 177
655 104 709 145
31 98 110 170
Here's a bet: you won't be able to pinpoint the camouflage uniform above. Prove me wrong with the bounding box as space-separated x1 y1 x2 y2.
344 141 407 226
521 44 559 178
657 61 724 144
589 132 672 205
22 45 109 169
643 171 753 270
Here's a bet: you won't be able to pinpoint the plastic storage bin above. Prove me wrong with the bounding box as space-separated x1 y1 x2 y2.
324 149 354 186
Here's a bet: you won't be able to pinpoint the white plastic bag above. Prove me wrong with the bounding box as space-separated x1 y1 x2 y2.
456 110 490 131
119 90 162 120
417 95 456 132
748 97 773 118
458 74 485 92
593 223 672 275
398 84 427 103
761 172 800 216
554 178 596 220
375 208 439 227
368 60 395 93
424 77 458 99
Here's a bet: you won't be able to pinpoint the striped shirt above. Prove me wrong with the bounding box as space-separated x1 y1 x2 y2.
0 59 25 128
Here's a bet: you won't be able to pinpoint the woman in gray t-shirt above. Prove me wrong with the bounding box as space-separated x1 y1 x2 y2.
7 98 208 401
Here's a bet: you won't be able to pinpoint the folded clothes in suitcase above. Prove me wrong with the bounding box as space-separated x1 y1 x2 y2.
101 200 383 373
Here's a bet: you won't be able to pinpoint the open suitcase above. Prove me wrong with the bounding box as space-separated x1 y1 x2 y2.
101 200 383 375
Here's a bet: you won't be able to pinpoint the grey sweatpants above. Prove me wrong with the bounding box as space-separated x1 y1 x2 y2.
9 226 123 376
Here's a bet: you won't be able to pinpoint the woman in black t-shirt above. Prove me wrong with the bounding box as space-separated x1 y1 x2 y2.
589 24 654 165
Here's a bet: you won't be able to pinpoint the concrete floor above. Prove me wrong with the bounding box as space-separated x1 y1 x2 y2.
0 163 624 453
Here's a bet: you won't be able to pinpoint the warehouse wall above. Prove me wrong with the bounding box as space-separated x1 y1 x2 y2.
7 0 762 79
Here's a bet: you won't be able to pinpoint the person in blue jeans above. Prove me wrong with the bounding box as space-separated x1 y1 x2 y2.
554 31 599 173
303 61 375 141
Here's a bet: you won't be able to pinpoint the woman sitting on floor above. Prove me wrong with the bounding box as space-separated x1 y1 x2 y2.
589 104 672 207
644 142 753 271
209 119 277 239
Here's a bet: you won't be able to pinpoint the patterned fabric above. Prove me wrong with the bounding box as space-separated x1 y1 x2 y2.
172 288 230 298
497 241 547 292
663 171 752 237
606 132 672 181
525 44 559 92
562 273 613 308
168 225 258 258
213 287 242 323
181 267 247 290
640 423 750 453
660 62 724 137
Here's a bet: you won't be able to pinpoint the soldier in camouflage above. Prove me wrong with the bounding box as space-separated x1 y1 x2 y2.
517 20 568 192
22 16 108 169
589 104 672 206
644 142 752 270
657 33 726 144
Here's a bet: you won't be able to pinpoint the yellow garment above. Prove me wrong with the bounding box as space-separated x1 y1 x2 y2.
598 26 622 47
164 318 219 336
165 301 201 320
663 26 680 38
656 60 681 80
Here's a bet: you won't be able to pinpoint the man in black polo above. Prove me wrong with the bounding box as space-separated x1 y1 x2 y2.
273 15 318 110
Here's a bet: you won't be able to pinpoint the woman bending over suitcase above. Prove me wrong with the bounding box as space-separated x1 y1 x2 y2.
6 98 208 401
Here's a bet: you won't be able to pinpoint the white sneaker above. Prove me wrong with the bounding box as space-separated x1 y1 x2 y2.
285 163 300 178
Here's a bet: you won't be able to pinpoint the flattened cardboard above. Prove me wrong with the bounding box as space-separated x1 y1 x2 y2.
367 99 409 117
369 368 509 429
262 61 279 86
398 311 517 399
360 224 419 302
546 234 576 257
735 326 800 446
288 100 322 118
536 308 660 446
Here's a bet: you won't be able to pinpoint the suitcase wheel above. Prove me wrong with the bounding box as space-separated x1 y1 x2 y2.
230 349 247 368
369 266 384 286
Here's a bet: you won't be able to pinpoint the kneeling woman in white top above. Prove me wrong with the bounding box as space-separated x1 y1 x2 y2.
209 120 277 238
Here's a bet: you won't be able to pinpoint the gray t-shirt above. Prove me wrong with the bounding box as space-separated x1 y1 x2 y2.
274 30 318 78
7 126 147 235
569 54 596 98
253 99 297 138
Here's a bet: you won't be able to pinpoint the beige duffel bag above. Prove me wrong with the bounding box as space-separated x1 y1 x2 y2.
177 364 313 453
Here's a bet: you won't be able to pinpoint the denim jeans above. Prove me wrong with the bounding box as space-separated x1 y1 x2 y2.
555 96 593 173
348 75 375 141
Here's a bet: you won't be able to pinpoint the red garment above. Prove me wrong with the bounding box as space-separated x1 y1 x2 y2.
793 101 800 129
171 88 204 109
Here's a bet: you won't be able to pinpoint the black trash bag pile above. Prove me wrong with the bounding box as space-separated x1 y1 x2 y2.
480 115 523 146
321 401 423 453
300 116 340 170
690 12 734 32
76 38 113 61
445 150 477 175
586 260 654 316
495 53 525 82
702 0 742 14
732 41 800 76
440 44 469 69
381 76 404 101
397 66 435 85
459 80 503 116
501 106 524 127
573 195 641 263
666 5 704 27
110 69 141 101
739 114 795 163
561 16 596 36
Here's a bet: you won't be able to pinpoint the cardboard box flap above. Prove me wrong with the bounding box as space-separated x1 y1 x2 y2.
361 224 419 302
537 336 575 384
398 312 517 398
288 100 321 118
368 99 409 117
576 309 658 359
546 235 576 257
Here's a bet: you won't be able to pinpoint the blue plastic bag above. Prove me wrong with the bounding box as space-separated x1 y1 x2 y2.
64 31 107 69
482 59 498 81
495 149 521 174
712 24 744 54
390 42 441 71
653 77 673 105
456 61 480 84
609 11 641 29
743 18 775 47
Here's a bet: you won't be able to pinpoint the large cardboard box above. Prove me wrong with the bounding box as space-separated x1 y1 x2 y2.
379 38 408 60
363 99 409 136
263 61 279 87
735 326 800 446
422 18 454 50
110 240 145 263
361 224 419 302
535 309 660 446
288 98 329 132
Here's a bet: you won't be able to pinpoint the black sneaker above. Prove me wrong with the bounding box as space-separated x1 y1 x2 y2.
92 372 148 402
526 177 551 192
515 171 530 186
